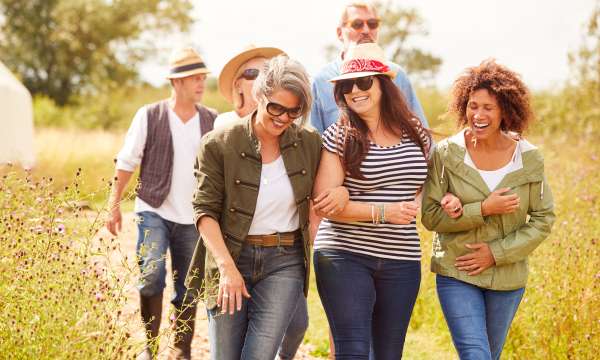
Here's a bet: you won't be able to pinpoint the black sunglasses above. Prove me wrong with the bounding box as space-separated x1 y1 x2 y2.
338 76 375 94
239 68 259 81
345 18 381 31
265 100 303 119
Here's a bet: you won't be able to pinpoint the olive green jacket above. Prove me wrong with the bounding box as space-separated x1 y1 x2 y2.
421 130 555 290
185 112 322 309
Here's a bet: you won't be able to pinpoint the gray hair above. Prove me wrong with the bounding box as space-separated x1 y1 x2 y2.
252 55 312 126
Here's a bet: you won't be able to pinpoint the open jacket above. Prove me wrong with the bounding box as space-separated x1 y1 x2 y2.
421 130 555 290
185 112 322 309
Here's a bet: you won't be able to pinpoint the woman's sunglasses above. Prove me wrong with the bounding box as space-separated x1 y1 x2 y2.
338 76 375 94
238 68 259 81
345 18 381 31
265 100 303 119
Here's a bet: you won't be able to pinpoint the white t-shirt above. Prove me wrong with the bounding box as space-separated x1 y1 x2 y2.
464 142 522 191
247 156 299 235
116 106 202 224
213 111 241 130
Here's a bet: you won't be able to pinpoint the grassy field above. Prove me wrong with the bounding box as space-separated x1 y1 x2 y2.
2 73 599 358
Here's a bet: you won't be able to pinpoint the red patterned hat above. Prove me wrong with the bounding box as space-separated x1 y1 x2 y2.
330 43 396 82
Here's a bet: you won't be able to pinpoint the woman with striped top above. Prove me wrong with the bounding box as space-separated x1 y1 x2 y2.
312 43 431 359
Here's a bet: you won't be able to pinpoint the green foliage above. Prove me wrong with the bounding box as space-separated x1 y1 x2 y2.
32 81 232 130
0 172 140 359
0 0 194 105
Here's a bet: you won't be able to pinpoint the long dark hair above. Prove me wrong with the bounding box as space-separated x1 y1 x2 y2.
333 75 431 178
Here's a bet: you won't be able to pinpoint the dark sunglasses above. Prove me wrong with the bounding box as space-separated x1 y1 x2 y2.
338 76 375 94
238 68 259 81
265 100 303 119
345 18 381 31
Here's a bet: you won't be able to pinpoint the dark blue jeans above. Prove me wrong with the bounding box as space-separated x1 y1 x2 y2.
278 295 308 360
314 249 421 359
135 211 199 307
207 242 305 360
436 275 525 360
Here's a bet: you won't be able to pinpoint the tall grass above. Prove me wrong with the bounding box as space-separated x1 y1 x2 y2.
0 173 140 359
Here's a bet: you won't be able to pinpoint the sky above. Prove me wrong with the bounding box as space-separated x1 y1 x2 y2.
141 0 597 90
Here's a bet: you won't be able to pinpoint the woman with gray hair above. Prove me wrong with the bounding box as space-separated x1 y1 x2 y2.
186 55 348 359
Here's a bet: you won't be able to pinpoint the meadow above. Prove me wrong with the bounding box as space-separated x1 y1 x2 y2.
1 81 598 359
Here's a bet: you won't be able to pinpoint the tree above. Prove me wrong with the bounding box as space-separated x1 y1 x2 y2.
374 1 441 83
568 1 599 90
0 0 194 105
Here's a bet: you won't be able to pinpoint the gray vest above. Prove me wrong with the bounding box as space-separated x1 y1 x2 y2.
137 100 216 208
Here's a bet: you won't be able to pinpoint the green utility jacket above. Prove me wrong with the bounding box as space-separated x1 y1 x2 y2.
422 130 555 290
185 112 322 309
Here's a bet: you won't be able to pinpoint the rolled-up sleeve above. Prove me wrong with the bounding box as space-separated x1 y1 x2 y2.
192 136 225 226
115 106 148 171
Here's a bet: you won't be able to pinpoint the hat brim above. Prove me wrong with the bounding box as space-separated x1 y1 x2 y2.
218 47 286 103
330 70 396 82
166 67 210 80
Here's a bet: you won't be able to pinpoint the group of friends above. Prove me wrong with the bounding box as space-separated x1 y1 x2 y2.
105 2 556 360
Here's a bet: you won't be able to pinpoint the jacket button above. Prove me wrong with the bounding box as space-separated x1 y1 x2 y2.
293 142 298 147
301 169 307 175
306 195 310 200
240 152 246 158
229 208 236 212
235 179 241 184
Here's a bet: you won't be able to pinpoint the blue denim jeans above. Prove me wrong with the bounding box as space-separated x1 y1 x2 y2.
314 249 421 360
436 275 525 360
207 242 305 360
135 211 199 307
278 295 308 360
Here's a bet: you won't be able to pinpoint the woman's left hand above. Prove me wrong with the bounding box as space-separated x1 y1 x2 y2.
455 243 496 275
313 186 349 216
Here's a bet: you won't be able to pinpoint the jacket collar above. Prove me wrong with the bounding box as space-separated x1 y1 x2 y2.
442 129 544 194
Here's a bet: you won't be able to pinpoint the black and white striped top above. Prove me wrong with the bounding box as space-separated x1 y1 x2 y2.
314 122 429 261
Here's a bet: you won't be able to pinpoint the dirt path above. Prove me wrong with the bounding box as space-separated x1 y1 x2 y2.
98 212 317 359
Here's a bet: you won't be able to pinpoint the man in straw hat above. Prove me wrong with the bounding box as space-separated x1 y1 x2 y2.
310 1 428 134
106 46 217 359
213 45 284 129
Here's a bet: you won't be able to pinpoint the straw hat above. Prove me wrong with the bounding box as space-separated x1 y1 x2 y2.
166 47 210 79
330 43 396 82
218 45 285 103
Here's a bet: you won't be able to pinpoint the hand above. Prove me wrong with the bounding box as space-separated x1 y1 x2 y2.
482 188 520 216
455 243 496 275
217 264 251 314
313 186 349 216
384 201 419 225
440 193 463 218
106 206 122 236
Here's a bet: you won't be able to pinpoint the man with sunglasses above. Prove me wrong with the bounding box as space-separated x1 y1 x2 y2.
310 1 428 133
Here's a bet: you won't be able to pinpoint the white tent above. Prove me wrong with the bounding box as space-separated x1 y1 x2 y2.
0 61 35 169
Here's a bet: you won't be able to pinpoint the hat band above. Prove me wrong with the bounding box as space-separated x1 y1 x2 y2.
341 59 389 75
170 62 206 74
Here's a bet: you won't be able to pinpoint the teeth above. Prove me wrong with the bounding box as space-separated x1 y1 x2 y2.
353 96 368 102
474 123 489 129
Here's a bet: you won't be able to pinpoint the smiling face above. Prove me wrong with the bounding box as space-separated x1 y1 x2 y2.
255 88 300 140
466 88 503 140
342 75 382 118
233 57 268 116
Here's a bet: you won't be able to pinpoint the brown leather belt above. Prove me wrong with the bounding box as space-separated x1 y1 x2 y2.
245 230 301 247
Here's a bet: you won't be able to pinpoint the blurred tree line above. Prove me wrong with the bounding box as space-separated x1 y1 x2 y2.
0 0 194 105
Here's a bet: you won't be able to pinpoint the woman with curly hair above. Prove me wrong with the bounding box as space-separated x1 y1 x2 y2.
312 42 431 359
421 59 556 360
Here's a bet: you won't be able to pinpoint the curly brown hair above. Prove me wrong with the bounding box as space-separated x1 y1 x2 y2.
449 59 533 133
